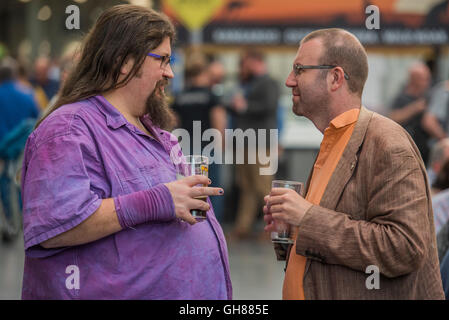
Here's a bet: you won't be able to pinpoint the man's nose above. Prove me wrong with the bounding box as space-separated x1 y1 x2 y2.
285 71 296 88
164 64 174 79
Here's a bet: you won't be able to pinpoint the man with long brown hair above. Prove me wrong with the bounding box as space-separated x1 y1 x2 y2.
21 5 231 299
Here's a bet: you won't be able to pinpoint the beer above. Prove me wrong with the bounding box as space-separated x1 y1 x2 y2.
191 196 208 220
177 155 210 222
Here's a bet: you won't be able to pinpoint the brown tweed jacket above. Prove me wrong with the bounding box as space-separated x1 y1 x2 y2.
278 106 444 299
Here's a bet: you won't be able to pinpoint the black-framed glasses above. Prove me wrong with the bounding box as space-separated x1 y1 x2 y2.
147 52 172 69
294 64 349 80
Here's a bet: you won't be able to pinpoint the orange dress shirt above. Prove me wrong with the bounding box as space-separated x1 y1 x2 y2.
283 108 360 300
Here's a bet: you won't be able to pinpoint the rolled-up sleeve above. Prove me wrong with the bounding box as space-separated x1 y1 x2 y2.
22 113 102 254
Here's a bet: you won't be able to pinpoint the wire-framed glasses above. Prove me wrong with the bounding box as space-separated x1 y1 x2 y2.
147 53 172 69
294 64 349 80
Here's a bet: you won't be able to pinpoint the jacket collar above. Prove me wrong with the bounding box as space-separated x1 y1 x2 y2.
304 106 373 210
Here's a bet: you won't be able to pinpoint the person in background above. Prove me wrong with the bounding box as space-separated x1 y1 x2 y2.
229 50 279 240
389 62 432 165
45 51 80 111
421 78 449 144
427 138 449 187
171 51 227 221
207 57 227 220
29 56 59 109
16 61 47 111
208 58 226 98
435 162 449 266
0 57 39 143
432 159 449 193
431 160 449 235
0 56 39 231
264 28 444 299
21 5 231 300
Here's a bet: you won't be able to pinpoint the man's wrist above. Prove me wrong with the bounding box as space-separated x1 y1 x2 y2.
296 202 313 227
114 184 175 229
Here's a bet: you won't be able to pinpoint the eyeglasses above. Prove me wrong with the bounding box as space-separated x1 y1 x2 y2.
147 53 172 69
293 64 349 80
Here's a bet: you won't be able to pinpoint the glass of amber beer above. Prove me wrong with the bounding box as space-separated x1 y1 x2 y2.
177 155 209 221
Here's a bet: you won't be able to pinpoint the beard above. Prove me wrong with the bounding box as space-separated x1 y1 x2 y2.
293 78 330 118
145 78 176 131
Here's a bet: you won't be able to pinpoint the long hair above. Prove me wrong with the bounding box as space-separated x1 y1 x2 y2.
35 5 175 129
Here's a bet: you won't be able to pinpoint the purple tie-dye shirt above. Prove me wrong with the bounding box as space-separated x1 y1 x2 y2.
21 95 232 299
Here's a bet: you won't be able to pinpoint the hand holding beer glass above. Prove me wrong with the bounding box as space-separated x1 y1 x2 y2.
268 180 304 244
177 155 210 222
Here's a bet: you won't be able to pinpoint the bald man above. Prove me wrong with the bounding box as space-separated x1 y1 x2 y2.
389 62 432 164
264 28 444 300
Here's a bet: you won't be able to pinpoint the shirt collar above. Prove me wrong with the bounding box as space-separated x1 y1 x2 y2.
91 95 128 129
329 108 360 129
90 95 172 148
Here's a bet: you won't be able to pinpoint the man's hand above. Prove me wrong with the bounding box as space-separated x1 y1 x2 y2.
232 92 248 113
164 175 224 225
422 112 448 140
263 187 313 232
389 98 426 124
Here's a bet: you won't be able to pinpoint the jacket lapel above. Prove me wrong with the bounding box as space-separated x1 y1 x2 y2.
303 157 317 196
303 106 373 277
284 156 317 269
319 106 373 209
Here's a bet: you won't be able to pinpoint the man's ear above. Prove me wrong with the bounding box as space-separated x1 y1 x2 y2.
120 57 135 75
329 67 345 92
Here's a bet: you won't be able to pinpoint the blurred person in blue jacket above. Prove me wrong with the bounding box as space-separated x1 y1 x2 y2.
0 57 39 143
0 56 39 236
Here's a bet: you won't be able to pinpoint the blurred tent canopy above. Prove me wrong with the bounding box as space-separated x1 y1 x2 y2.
163 0 449 46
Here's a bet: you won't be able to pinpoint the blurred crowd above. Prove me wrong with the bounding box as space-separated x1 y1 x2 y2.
0 44 283 236
2 41 449 298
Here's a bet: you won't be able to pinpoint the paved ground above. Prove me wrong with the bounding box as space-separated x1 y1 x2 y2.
0 235 24 300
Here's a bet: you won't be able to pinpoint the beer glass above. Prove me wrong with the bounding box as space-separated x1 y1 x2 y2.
270 180 303 244
177 155 209 221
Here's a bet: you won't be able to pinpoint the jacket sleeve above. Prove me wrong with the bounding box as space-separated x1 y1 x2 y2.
294 143 430 278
